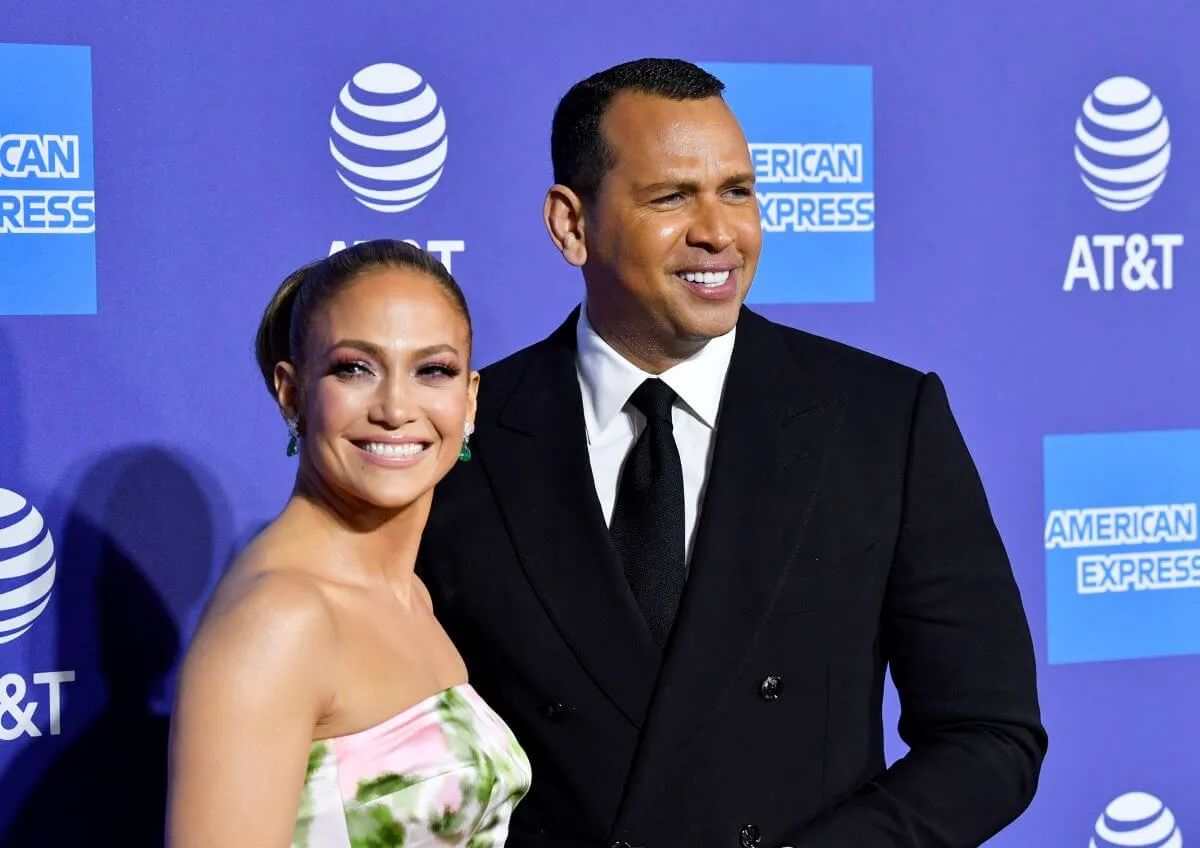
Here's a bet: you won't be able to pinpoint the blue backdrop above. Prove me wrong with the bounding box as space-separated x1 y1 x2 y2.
1 2 1197 844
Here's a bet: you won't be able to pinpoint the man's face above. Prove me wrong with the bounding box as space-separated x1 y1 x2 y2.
581 92 762 363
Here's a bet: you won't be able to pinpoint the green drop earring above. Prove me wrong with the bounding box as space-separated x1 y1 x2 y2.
286 415 301 457
459 421 474 462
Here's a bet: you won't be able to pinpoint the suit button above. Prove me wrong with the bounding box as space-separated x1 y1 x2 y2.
759 675 783 701
544 702 570 722
740 824 762 847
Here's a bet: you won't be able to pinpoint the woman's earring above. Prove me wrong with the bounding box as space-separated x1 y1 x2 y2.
286 416 301 457
459 421 474 462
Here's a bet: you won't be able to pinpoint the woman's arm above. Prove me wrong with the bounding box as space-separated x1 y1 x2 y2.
166 573 335 848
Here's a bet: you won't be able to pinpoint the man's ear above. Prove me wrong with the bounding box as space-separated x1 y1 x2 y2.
543 184 588 267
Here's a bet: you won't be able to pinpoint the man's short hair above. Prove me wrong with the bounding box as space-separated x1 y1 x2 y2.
551 58 726 200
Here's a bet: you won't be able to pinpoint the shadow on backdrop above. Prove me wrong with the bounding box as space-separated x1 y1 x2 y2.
0 327 25 487
0 447 227 847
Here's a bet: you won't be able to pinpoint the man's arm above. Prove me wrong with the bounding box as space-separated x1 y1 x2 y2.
786 372 1047 847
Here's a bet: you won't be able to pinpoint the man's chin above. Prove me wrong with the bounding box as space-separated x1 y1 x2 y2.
681 299 743 334
673 317 739 347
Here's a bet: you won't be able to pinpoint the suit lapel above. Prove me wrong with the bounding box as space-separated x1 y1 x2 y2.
615 308 848 822
477 310 660 727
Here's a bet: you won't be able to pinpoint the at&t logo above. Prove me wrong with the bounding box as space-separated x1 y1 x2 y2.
0 488 75 740
326 62 465 270
1065 76 1183 293
0 488 56 642
1091 792 1182 848
0 671 74 740
329 62 447 213
1075 76 1170 212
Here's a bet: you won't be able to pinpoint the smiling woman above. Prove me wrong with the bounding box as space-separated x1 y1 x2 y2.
165 240 531 848
258 242 477 514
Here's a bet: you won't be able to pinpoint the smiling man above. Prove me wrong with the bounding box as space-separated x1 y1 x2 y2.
418 58 1046 848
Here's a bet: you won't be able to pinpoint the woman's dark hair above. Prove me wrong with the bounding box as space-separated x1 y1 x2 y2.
254 239 472 396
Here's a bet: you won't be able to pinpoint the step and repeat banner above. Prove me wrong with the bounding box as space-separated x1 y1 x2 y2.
1 1 1197 844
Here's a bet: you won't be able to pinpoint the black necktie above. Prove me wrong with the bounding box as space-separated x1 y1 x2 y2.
610 378 686 647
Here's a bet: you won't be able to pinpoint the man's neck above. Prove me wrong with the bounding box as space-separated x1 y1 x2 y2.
583 304 705 375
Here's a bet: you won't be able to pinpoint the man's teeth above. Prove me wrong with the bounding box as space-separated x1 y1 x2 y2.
361 442 426 458
678 270 730 286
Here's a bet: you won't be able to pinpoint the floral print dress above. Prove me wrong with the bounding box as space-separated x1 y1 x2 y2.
292 685 531 848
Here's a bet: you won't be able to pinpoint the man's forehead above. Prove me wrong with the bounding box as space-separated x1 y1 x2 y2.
603 90 737 132
602 93 749 166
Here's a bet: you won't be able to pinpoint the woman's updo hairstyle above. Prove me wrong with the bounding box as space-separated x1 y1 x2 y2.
254 239 472 397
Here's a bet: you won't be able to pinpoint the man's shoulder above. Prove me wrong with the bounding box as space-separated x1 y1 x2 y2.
478 335 551 383
474 332 560 407
744 308 924 391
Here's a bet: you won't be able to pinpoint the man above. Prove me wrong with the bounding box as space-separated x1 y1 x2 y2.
418 58 1046 847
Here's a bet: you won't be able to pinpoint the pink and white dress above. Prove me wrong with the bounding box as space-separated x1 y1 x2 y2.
292 684 531 847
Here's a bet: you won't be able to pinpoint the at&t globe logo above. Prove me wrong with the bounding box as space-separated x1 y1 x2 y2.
1074 76 1170 212
0 488 56 643
329 63 448 213
1092 792 1182 848
1063 76 1184 294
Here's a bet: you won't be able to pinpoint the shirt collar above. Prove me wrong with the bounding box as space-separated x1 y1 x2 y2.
576 301 736 438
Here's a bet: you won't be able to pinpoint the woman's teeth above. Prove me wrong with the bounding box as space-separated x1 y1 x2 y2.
361 442 426 458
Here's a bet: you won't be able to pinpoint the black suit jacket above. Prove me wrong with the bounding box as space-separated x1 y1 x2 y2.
417 307 1046 848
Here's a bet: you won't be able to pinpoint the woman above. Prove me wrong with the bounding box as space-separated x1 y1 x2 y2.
167 240 530 847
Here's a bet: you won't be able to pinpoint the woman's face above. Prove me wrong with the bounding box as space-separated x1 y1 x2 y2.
282 266 477 513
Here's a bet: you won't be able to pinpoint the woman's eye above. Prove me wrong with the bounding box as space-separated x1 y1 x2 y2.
331 361 371 378
417 363 460 379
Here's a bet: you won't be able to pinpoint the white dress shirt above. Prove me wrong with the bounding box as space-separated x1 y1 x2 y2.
575 304 737 566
